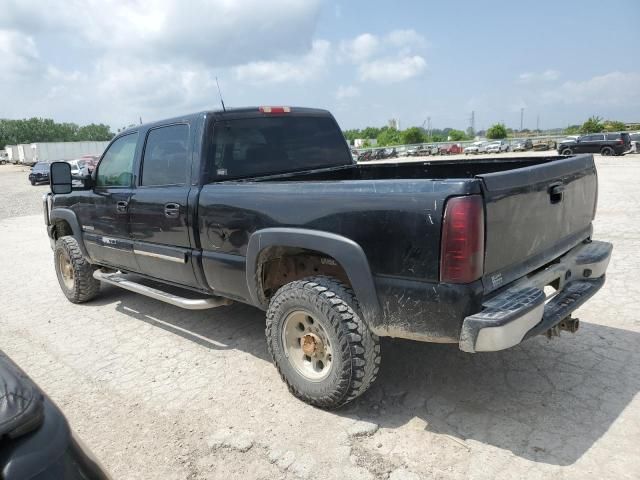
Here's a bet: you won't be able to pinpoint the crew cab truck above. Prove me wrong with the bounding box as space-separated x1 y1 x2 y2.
44 107 612 409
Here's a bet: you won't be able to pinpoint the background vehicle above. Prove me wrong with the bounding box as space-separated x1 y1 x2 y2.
485 140 510 154
511 139 533 151
28 162 50 185
438 143 463 155
629 132 640 153
558 132 630 156
464 141 488 155
44 106 611 409
29 141 109 165
0 350 111 479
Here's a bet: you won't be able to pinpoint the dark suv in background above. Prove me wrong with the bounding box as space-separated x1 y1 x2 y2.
558 132 631 156
28 162 50 185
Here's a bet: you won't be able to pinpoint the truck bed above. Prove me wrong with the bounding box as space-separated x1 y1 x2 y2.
246 156 564 182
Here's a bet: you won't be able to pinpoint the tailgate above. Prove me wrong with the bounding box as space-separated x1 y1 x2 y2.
478 154 597 293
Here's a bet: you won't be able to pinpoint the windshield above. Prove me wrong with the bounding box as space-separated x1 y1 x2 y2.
208 115 352 180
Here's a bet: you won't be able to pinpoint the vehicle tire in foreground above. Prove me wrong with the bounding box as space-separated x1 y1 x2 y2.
54 236 100 303
600 146 614 156
266 276 380 409
561 148 573 155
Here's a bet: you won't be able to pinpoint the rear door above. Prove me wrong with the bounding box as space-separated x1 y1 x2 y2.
477 155 597 293
128 123 199 288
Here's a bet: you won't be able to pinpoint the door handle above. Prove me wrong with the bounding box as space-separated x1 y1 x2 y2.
548 183 564 204
164 203 180 218
116 200 128 213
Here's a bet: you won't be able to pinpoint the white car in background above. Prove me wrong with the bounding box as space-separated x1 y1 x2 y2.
463 141 488 155
485 140 510 154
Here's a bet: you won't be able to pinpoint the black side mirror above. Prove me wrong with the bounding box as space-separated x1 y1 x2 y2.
50 162 72 194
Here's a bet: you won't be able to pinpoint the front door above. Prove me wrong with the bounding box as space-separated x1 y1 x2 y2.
78 132 140 271
128 123 199 288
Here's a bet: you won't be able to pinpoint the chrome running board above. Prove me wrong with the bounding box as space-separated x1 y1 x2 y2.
93 270 232 310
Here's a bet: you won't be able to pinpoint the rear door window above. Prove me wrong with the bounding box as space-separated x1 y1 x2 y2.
140 124 190 186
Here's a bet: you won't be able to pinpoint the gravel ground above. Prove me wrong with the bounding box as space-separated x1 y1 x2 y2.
0 155 639 479
0 164 48 220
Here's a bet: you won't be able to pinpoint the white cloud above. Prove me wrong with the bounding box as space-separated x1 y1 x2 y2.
0 30 41 78
385 29 427 48
339 34 379 63
234 40 330 84
359 56 427 84
0 0 322 67
518 69 560 83
336 85 360 99
542 71 640 107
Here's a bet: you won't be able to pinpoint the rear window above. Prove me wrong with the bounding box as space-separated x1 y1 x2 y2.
605 133 621 140
207 115 351 180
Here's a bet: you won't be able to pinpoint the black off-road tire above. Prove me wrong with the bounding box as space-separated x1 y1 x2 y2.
54 236 100 303
266 276 381 409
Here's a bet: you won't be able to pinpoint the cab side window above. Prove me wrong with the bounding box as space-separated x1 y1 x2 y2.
96 133 139 187
141 125 189 186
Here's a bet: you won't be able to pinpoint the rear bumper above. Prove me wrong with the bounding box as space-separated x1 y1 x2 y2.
459 240 612 353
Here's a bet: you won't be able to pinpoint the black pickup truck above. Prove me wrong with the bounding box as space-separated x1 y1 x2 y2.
44 106 612 408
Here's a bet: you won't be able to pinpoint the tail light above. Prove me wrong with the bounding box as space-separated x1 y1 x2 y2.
440 195 485 283
616 139 623 145
259 106 291 113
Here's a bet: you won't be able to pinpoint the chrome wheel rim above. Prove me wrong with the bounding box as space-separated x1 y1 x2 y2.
282 310 333 382
57 250 74 290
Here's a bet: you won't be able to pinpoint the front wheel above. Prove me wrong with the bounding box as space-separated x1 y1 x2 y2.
266 276 380 409
54 236 100 303
561 148 573 155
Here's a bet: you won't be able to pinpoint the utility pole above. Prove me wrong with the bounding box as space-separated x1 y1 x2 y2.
536 114 540 132
470 110 475 135
520 108 524 131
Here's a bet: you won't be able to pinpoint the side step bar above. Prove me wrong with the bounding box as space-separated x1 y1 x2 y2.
93 270 232 310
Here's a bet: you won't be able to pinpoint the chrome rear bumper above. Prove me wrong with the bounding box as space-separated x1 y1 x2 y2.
459 240 612 353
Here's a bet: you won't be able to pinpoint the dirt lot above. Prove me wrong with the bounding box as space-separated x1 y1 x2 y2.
0 156 639 479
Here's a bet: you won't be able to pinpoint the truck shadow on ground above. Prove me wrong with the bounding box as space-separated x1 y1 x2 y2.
342 324 640 466
93 286 638 466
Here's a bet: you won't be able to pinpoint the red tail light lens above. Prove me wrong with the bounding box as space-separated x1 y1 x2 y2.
440 195 485 283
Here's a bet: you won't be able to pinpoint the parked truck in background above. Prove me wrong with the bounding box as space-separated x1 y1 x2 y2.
43 106 612 409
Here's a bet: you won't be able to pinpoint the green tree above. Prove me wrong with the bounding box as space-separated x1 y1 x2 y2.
448 129 467 141
0 117 114 150
376 128 402 146
401 127 427 145
580 116 604 134
564 125 581 135
603 120 626 132
486 123 508 139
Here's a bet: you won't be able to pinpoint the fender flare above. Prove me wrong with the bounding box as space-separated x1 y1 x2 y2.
245 228 383 331
49 208 90 259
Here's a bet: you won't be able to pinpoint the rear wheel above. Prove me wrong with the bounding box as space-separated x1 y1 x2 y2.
600 146 614 156
266 276 380 409
561 148 573 155
54 236 100 303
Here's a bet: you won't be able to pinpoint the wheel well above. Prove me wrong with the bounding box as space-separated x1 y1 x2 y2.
256 247 350 304
52 219 73 239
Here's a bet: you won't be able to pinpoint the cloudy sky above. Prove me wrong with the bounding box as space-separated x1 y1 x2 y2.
1 0 639 131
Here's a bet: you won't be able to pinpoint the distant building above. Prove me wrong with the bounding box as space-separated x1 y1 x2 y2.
388 118 400 130
354 138 377 148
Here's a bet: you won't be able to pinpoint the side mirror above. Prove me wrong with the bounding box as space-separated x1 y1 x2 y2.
50 162 72 194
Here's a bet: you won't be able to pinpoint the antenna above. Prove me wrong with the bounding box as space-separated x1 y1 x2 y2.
215 77 226 112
